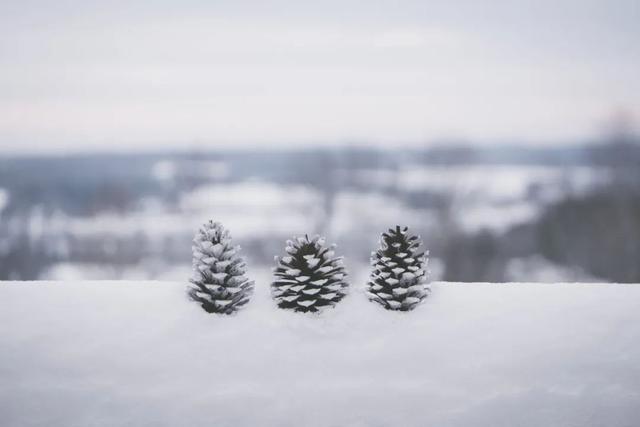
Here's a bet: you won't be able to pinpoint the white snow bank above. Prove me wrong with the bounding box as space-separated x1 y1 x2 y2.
1 281 639 427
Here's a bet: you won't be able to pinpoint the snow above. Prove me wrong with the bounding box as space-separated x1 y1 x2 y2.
0 188 8 213
329 191 436 237
152 160 230 182
353 165 611 234
29 181 322 244
394 165 607 203
459 201 539 234
1 280 639 427
180 181 320 212
151 160 178 181
505 255 603 283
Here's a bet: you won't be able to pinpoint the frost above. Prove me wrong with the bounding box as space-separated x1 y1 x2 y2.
211 272 227 282
211 244 224 257
216 260 233 269
306 258 321 268
320 292 337 300
297 300 316 307
403 296 421 305
407 284 425 293
387 300 401 309
194 291 212 301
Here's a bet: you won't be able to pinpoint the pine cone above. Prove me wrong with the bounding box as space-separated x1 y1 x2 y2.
189 221 254 314
366 226 429 311
272 235 348 312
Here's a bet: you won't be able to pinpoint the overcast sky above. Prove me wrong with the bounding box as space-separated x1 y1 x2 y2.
0 0 638 153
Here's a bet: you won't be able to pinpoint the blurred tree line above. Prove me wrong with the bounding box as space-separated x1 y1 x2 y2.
1 134 639 282
438 117 640 282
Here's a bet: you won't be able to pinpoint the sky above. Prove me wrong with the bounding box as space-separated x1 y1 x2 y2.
0 0 639 153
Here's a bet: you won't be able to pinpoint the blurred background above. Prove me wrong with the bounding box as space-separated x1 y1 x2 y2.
1 0 639 283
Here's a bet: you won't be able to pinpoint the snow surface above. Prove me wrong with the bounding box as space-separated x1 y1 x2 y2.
1 280 639 427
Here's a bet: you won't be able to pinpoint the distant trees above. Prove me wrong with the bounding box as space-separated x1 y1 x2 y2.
441 230 506 282
537 190 640 283
537 112 640 282
588 111 640 193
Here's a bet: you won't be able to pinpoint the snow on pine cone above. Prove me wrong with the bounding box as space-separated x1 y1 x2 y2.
272 235 348 313
366 225 429 311
188 221 254 314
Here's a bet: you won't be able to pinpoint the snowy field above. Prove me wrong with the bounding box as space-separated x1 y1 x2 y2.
1 280 639 427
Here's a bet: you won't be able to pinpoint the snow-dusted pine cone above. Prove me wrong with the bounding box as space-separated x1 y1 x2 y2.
366 226 429 311
188 221 254 314
272 235 348 313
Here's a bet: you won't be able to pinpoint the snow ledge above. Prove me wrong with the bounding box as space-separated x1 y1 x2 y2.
1 281 639 427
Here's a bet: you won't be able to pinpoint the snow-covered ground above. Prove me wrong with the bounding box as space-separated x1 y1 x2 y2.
1 280 639 427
